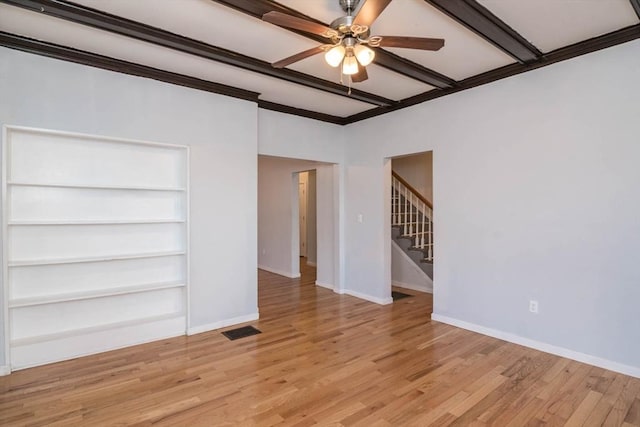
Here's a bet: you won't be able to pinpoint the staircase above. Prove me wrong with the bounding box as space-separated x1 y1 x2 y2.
391 171 433 279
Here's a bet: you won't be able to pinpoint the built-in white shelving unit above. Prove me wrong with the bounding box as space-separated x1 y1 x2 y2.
2 126 189 370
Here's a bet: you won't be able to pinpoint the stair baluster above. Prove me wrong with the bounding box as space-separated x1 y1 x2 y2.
391 172 433 265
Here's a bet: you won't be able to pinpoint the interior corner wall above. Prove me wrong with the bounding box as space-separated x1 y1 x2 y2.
343 40 640 373
0 47 259 365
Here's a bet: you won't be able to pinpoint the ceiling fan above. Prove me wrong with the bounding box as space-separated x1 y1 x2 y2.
263 0 445 83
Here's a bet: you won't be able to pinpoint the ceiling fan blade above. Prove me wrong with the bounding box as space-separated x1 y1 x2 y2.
351 64 369 83
376 36 445 51
353 0 392 27
263 11 337 38
272 45 328 68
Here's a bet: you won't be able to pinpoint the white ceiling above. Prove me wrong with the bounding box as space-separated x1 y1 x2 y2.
478 0 639 53
1 0 638 122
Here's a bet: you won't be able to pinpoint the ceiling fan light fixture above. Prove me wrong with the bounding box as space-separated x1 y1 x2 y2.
354 44 375 66
342 53 359 75
325 45 346 67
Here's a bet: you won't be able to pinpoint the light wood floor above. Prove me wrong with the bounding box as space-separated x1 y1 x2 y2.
1 262 639 426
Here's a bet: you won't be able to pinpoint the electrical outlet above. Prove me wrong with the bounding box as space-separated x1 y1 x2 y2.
529 300 539 314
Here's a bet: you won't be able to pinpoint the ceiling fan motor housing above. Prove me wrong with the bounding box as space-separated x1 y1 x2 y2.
330 15 370 39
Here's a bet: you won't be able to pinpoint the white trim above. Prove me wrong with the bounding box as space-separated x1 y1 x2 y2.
431 313 640 379
258 265 300 278
187 312 259 336
340 289 393 305
2 125 10 369
315 280 334 290
392 280 432 294
185 145 191 333
0 365 11 376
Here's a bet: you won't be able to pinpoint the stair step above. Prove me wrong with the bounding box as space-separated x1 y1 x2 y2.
395 220 430 225
409 245 433 251
400 232 433 238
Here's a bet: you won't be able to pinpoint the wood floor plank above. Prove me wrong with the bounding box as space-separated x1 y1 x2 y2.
0 260 638 425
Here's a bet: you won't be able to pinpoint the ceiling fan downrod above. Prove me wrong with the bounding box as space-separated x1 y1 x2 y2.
339 0 361 15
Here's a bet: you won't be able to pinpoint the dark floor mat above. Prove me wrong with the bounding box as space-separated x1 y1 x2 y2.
392 291 412 301
222 325 262 340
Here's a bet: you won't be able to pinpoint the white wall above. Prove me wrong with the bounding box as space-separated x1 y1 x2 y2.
257 110 345 163
258 156 335 288
0 47 259 366
391 242 432 293
392 152 433 202
344 40 640 374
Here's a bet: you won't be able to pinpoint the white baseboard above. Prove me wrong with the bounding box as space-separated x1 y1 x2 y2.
187 312 259 336
342 289 393 305
0 365 10 376
392 280 433 294
315 280 334 290
258 265 300 278
431 313 640 379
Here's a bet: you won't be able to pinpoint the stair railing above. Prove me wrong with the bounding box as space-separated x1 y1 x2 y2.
391 171 433 261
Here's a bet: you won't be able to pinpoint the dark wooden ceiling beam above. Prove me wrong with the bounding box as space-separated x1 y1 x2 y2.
346 24 640 123
257 100 349 125
0 32 348 125
425 0 542 64
2 0 394 107
373 49 455 88
212 0 456 89
630 0 640 19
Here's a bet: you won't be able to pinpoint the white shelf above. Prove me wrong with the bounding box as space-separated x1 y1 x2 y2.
8 250 186 267
7 181 185 192
8 219 185 225
10 312 186 346
9 281 186 308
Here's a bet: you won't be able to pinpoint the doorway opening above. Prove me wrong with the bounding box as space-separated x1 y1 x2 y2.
257 155 340 301
388 151 434 304
297 170 317 269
